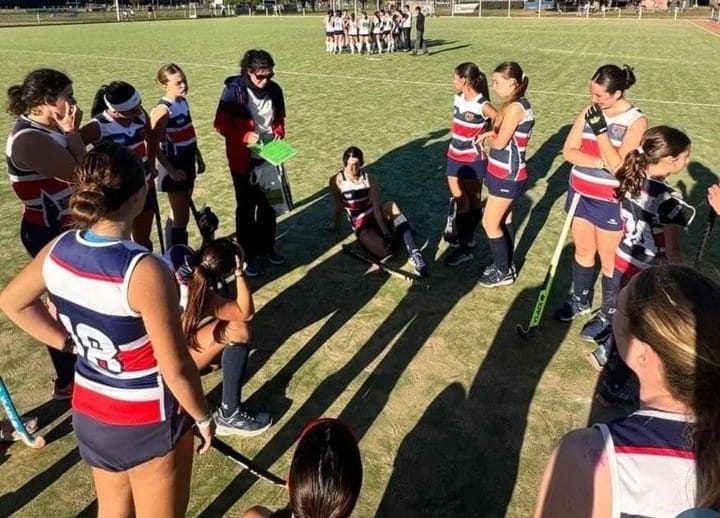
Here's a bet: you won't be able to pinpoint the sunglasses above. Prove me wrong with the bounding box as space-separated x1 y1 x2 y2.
252 71 274 81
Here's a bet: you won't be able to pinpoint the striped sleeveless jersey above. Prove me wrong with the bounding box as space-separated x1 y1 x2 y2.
487 97 534 182
594 409 695 518
570 105 645 202
44 231 176 426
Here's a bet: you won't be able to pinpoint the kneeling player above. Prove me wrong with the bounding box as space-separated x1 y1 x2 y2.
328 146 428 277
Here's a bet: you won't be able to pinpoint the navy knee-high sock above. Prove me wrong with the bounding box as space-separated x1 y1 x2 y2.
468 208 482 240
500 221 515 263
572 259 595 305
488 236 510 273
221 343 249 415
601 274 618 315
170 227 188 247
393 215 418 253
456 211 472 248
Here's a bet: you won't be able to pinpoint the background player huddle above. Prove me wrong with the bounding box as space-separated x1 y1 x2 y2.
324 5 414 54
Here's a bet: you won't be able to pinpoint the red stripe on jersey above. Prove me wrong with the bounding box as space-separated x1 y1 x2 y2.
73 383 163 425
117 342 157 372
515 135 530 149
581 137 601 158
11 178 71 199
129 141 148 160
570 176 617 201
50 253 124 283
615 445 695 460
487 162 528 182
167 125 196 143
451 122 483 139
614 254 642 277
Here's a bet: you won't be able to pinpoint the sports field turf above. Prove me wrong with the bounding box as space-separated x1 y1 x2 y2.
0 14 719 517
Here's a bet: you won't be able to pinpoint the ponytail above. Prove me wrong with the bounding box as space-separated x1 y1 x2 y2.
91 85 109 117
182 262 210 350
615 149 648 199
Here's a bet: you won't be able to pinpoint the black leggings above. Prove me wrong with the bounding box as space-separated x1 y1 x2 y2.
232 169 277 261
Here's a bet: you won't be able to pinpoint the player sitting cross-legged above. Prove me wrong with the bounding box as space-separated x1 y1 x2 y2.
328 145 428 277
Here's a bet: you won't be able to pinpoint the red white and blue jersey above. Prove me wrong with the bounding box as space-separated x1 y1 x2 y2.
5 116 74 228
615 178 695 280
570 106 645 202
487 98 534 182
594 410 695 517
91 111 149 180
44 230 176 426
157 97 197 168
339 169 373 231
447 92 490 164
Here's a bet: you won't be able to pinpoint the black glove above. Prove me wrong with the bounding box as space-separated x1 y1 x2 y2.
585 104 608 136
197 206 219 243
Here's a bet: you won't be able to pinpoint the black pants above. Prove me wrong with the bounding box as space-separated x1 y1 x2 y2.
232 169 277 261
414 30 427 54
402 27 411 49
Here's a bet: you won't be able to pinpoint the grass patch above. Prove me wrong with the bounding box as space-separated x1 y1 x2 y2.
0 15 718 517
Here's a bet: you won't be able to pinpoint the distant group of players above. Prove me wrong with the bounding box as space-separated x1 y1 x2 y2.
324 5 414 54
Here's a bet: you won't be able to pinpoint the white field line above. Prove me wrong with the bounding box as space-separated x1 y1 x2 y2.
691 20 720 39
1 47 719 108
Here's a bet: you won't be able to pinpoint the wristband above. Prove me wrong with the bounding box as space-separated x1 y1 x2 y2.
195 414 213 428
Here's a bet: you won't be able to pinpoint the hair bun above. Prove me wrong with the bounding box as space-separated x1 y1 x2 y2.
622 64 636 89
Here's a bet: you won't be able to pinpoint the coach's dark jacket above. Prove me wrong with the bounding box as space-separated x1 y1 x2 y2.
213 73 286 175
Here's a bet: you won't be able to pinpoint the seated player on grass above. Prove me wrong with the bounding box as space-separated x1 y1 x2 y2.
328 145 429 277
165 238 271 437
243 417 363 518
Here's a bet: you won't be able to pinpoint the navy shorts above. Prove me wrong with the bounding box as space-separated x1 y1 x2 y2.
21 220 63 257
73 410 192 472
446 158 486 180
485 173 526 200
566 188 621 231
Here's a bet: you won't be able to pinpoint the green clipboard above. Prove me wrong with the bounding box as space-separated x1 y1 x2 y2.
248 139 298 166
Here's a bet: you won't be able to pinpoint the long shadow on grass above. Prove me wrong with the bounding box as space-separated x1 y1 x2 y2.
197 131 457 516
376 243 576 517
0 446 81 518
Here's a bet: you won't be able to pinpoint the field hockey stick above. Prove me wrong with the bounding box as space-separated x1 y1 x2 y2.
154 204 166 255
695 209 717 266
516 193 580 340
211 437 286 487
0 377 45 449
342 244 431 291
277 164 295 211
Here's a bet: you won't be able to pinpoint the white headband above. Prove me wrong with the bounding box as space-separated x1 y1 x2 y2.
636 146 644 155
104 91 141 113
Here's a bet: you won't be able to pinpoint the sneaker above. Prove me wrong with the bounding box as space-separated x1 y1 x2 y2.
214 406 272 437
585 344 609 372
444 247 473 267
243 261 264 278
554 296 591 322
509 263 518 280
0 416 39 442
410 250 429 277
478 264 515 288
595 380 638 408
447 237 476 249
264 250 286 266
580 310 612 343
52 380 73 401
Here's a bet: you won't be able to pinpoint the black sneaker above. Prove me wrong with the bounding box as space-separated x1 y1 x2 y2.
444 247 473 267
585 343 609 372
554 296 591 322
595 380 638 408
410 250 429 277
214 406 272 437
478 264 515 288
580 310 612 342
446 237 476 249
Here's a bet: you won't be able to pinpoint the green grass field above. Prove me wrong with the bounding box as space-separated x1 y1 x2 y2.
0 15 719 518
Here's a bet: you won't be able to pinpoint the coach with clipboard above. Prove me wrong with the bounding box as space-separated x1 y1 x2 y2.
214 49 291 277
